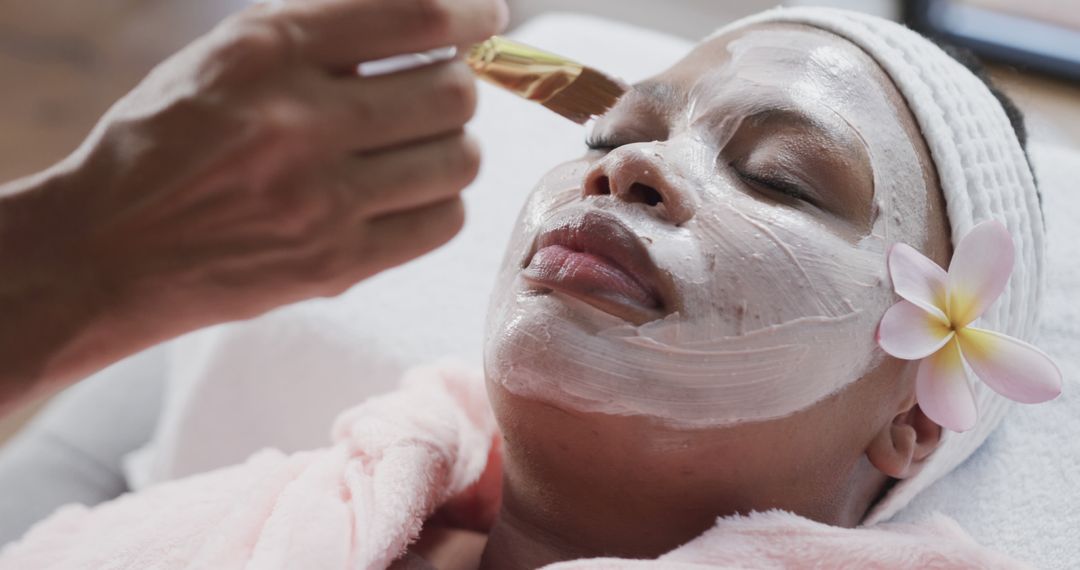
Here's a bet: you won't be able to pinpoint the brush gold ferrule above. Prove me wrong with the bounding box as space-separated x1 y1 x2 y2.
467 36 584 103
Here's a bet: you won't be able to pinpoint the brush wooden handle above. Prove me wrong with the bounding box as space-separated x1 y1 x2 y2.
466 36 584 103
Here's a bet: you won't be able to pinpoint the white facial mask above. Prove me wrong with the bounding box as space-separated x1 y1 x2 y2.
484 26 933 428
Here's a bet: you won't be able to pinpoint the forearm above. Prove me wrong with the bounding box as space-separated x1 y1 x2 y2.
0 164 130 412
0 0 504 413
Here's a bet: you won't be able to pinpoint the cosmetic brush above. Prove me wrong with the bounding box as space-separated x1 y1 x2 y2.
467 36 627 124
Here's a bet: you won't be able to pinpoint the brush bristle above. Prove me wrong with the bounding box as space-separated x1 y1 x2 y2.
542 66 627 124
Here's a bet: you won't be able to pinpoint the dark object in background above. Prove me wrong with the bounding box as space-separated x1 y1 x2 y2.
905 0 1080 82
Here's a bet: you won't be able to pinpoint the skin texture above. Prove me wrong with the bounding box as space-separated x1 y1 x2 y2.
476 24 954 569
485 23 950 428
0 0 508 413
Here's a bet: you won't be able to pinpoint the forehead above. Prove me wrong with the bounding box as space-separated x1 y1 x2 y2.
604 22 939 248
639 23 911 126
656 23 888 105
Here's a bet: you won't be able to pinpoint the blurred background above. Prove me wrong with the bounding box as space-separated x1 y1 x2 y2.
1 0 1078 441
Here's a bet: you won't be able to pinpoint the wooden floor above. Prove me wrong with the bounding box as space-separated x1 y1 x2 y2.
1 1 1077 443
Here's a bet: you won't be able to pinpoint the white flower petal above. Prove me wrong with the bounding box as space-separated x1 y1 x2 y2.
956 326 1063 404
947 220 1014 327
888 243 948 321
877 300 954 360
916 338 977 432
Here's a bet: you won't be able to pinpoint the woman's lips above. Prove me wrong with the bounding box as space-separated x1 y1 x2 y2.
521 211 669 324
526 243 658 306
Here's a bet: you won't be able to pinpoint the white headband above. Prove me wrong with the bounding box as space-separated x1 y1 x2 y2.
709 6 1046 524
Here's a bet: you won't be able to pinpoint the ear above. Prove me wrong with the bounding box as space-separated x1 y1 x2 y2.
866 403 943 479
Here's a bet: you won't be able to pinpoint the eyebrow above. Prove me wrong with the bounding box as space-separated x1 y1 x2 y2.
615 79 875 226
627 80 682 107
629 81 861 148
746 107 828 134
741 104 876 213
743 105 867 158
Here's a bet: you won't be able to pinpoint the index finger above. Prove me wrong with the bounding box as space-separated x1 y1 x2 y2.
272 0 509 69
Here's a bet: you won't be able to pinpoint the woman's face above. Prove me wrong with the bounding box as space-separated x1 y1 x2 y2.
484 24 951 526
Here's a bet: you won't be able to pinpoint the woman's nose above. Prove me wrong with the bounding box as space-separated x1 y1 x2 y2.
582 144 695 225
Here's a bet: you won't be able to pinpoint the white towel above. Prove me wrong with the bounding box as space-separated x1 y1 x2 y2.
890 141 1080 567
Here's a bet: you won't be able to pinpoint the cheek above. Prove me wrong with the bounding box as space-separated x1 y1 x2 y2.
484 162 897 430
494 160 591 274
675 192 892 336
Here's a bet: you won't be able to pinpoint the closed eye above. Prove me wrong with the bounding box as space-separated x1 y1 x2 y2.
733 165 818 206
585 134 619 151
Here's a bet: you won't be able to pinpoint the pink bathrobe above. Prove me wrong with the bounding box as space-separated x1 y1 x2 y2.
0 364 1028 569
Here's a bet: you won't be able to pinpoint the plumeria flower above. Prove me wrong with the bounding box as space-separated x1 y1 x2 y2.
876 220 1062 432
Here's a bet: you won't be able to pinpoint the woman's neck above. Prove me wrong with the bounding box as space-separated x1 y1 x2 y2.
476 465 727 569
477 467 880 570
475 387 888 568
478 507 590 570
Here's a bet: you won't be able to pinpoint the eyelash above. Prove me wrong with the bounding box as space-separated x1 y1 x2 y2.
585 142 814 207
585 135 618 151
732 166 814 205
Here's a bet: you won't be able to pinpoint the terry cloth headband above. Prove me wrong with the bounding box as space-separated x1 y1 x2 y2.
708 6 1046 524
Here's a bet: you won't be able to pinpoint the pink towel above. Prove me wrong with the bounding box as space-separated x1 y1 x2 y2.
1 363 1027 569
546 511 1029 569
